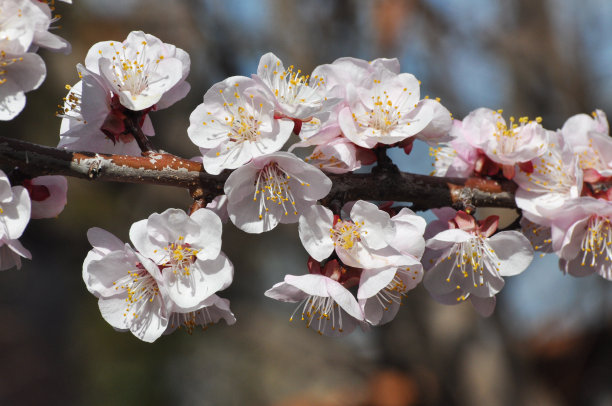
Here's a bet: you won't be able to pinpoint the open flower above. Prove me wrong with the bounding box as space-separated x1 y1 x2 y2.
338 66 434 148
514 135 582 225
57 64 154 155
357 262 423 325
82 227 170 342
0 169 31 270
549 197 612 280
253 52 339 122
83 31 190 112
188 76 293 174
129 208 233 309
224 151 331 233
460 108 548 179
265 259 365 336
423 210 534 316
561 109 612 183
299 200 403 269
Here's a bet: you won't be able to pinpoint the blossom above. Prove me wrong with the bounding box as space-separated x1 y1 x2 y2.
423 210 534 316
337 66 434 148
299 200 403 269
253 52 338 121
265 259 365 336
129 208 233 309
22 175 68 219
355 207 426 325
357 262 422 325
187 76 293 175
0 0 70 53
460 108 548 178
0 39 45 120
57 64 154 155
514 134 582 225
0 169 31 270
82 227 170 342
166 294 235 335
224 151 332 233
549 197 612 280
560 109 612 182
83 31 190 111
26 0 71 54
429 119 479 177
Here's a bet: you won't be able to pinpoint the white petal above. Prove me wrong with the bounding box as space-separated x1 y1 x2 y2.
488 231 534 276
298 205 334 261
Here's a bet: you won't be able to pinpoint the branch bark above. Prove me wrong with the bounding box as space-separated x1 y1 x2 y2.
0 136 517 210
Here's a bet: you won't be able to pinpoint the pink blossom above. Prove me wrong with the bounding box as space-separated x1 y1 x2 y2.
549 197 612 280
460 108 549 179
429 119 479 177
423 210 533 316
514 134 582 225
337 67 434 148
224 152 331 233
188 76 293 174
561 109 612 181
265 259 365 336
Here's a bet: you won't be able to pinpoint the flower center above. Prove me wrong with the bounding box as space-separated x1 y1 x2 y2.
492 113 542 155
522 143 575 194
290 295 345 334
439 236 501 291
580 215 612 267
267 61 325 105
351 81 413 135
112 262 160 320
161 235 200 277
215 85 264 144
330 220 364 250
105 40 165 97
253 162 310 219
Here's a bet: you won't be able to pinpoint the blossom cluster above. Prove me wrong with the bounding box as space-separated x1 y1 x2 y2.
83 208 235 342
3 19 611 342
434 108 612 282
0 0 71 120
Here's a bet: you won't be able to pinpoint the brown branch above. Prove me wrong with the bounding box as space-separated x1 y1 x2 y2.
0 136 517 210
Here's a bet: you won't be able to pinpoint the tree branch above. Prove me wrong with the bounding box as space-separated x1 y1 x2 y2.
0 136 517 210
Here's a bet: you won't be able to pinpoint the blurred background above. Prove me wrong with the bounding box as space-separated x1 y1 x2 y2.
2 0 612 405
